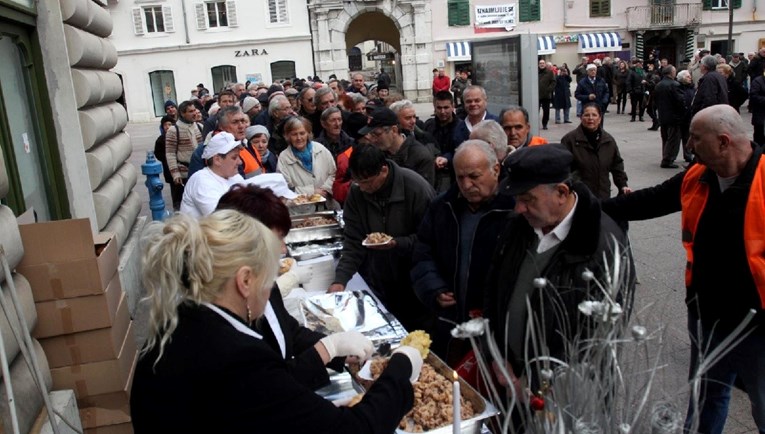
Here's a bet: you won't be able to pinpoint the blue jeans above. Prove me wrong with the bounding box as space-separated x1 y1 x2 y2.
576 100 582 117
555 108 570 122
684 311 765 434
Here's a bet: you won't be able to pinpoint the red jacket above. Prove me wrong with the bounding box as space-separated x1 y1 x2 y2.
432 75 451 93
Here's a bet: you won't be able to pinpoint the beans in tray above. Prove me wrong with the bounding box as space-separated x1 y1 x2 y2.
293 217 337 228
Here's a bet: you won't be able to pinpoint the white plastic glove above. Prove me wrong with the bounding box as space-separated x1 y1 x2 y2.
319 331 374 361
276 271 300 297
392 345 423 383
291 263 312 285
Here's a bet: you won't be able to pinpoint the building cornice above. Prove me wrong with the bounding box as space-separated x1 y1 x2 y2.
116 34 312 56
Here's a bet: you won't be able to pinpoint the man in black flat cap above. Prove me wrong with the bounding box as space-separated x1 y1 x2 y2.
484 144 634 401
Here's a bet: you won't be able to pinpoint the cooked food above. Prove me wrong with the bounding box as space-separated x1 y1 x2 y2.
279 257 295 274
293 194 325 205
347 393 365 407
294 217 337 229
367 358 475 431
400 330 432 359
364 232 392 245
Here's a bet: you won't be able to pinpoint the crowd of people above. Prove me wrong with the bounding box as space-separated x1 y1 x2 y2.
138 50 765 433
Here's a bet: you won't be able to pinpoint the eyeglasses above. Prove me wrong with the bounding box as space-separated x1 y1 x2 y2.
369 127 390 138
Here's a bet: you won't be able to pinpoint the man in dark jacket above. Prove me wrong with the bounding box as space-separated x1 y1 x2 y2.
412 140 514 362
538 59 556 130
653 66 687 168
425 91 464 191
601 105 765 434
575 64 610 122
691 55 729 117
329 145 435 331
748 47 765 84
751 74 765 145
452 85 499 147
485 144 632 386
626 59 646 122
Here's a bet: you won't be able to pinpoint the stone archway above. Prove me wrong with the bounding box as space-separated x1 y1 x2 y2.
308 0 434 102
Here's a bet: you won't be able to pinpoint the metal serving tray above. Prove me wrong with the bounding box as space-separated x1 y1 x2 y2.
284 211 343 245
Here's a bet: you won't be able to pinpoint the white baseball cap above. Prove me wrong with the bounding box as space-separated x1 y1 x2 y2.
202 132 241 160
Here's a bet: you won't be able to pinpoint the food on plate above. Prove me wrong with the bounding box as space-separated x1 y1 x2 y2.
294 216 337 228
367 357 475 431
364 232 392 245
400 330 432 359
293 194 325 205
279 257 295 274
347 393 365 407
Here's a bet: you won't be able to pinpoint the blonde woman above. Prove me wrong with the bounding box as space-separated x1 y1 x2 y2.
131 210 422 433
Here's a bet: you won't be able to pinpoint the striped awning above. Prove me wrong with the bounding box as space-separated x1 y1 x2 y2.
446 41 471 61
578 32 622 54
537 36 556 55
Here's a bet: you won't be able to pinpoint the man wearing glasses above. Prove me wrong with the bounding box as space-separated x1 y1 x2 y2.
361 107 435 186
328 144 435 331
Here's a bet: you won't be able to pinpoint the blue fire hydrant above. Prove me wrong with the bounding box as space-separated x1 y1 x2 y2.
142 151 167 221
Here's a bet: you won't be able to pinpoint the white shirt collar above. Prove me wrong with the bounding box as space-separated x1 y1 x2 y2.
533 193 578 253
465 112 487 132
263 302 286 358
202 302 263 340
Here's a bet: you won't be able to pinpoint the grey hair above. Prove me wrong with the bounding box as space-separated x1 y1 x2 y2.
313 86 336 106
268 95 288 117
389 99 414 115
676 70 691 82
349 93 367 106
454 139 499 169
701 55 718 71
499 105 530 124
217 105 243 128
463 85 487 100
469 120 508 160
320 106 342 123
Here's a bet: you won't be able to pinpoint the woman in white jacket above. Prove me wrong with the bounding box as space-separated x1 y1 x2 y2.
277 116 337 209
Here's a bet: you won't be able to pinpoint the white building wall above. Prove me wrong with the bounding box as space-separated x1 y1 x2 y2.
107 0 314 122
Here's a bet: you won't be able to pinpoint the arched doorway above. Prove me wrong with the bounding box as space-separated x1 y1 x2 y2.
308 1 434 102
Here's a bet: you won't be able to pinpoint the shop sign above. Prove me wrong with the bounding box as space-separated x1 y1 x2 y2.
474 4 516 30
553 34 580 44
367 53 394 61
235 49 270 57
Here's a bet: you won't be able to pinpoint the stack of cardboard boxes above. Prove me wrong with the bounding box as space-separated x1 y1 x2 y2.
17 219 136 434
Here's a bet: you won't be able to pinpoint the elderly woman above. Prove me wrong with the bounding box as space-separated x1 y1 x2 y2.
277 116 337 203
244 125 277 174
560 102 630 199
131 210 422 433
717 63 748 113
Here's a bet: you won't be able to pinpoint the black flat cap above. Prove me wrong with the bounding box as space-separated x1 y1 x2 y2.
503 144 572 195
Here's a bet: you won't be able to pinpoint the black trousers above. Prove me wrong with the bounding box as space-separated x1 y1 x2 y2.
660 124 681 165
629 93 645 118
539 98 551 127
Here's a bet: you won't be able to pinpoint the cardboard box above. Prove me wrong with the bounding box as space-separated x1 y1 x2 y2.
51 321 136 398
33 272 122 339
40 292 131 368
79 349 136 434
17 219 118 302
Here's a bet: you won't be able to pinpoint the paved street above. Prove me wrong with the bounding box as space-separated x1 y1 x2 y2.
126 102 757 433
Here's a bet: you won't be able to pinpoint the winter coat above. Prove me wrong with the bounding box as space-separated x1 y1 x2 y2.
388 134 436 187
276 141 336 196
626 68 645 95
575 76 610 111
726 76 749 112
691 71 729 116
751 75 765 127
165 120 203 181
539 68 556 99
561 125 628 199
653 76 687 126
553 74 572 109
485 182 632 374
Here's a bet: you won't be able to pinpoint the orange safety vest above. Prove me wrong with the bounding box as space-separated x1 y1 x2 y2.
528 136 549 147
239 146 265 178
681 160 765 308
341 146 353 160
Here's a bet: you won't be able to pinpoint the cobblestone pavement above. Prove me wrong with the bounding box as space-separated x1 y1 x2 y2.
127 101 758 433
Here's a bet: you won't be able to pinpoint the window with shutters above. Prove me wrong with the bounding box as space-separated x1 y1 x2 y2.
590 0 610 17
447 0 470 26
195 1 238 29
268 0 289 24
519 0 540 22
703 0 741 9
132 5 174 35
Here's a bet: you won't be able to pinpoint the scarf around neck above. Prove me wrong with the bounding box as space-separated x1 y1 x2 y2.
291 141 313 172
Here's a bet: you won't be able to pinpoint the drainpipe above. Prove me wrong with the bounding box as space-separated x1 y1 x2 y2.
181 0 190 44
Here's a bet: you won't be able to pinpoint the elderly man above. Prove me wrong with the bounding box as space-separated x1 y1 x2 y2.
452 85 499 147
328 145 435 331
691 55 728 117
538 59 556 130
653 65 686 168
180 132 244 218
187 105 250 178
361 107 435 186
499 106 548 153
241 96 262 125
390 100 439 158
315 106 354 159
575 64 610 121
470 120 507 162
602 105 765 434
485 144 632 392
255 95 294 154
412 140 514 362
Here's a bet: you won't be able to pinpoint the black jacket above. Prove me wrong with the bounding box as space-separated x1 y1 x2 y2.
626 68 645 94
411 184 514 321
132 303 414 433
388 134 436 186
691 71 729 116
653 76 686 126
751 75 765 126
485 183 632 374
601 144 765 334
560 126 628 199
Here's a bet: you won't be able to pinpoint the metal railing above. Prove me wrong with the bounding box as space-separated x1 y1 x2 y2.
626 3 702 31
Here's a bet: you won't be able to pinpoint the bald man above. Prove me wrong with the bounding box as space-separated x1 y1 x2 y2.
602 104 765 434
